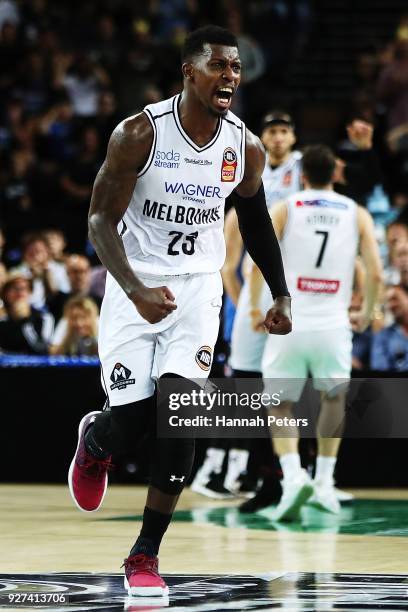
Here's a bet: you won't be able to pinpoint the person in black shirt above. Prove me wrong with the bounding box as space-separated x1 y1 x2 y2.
0 272 54 355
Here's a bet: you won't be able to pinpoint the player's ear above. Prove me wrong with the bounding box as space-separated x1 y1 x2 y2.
182 62 194 81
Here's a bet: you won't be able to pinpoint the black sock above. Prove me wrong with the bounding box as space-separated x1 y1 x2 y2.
130 507 172 557
84 426 110 460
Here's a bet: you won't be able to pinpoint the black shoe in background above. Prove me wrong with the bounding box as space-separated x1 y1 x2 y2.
238 477 282 513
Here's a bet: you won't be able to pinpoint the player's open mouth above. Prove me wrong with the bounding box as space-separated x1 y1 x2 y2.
214 87 234 109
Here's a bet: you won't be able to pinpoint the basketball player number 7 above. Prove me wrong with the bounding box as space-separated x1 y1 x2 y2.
315 230 329 268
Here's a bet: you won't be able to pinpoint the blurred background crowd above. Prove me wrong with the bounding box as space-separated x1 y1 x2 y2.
1 0 408 372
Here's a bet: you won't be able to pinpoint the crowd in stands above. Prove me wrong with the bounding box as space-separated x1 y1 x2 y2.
0 1 408 370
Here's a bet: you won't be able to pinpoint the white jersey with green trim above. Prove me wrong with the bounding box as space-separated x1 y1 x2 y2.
281 188 359 331
120 94 246 276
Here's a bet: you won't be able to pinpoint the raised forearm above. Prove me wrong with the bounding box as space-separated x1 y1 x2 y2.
232 184 289 299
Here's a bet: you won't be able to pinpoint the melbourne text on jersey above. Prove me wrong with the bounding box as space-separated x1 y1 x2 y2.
143 199 222 225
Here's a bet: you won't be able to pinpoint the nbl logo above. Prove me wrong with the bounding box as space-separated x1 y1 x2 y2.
221 147 237 182
223 148 237 164
195 346 213 371
109 362 135 391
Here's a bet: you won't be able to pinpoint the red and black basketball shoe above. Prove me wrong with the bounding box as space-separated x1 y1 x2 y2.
123 554 169 597
68 411 112 512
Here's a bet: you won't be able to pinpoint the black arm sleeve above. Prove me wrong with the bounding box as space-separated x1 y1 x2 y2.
231 183 290 299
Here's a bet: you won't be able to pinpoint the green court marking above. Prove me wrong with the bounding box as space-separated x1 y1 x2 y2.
101 499 408 537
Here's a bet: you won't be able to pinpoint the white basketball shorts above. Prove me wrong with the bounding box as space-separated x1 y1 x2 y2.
99 271 223 406
262 327 352 402
229 279 272 372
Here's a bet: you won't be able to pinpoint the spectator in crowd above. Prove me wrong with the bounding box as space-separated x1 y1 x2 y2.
377 28 408 209
17 232 70 309
115 21 165 116
89 264 107 300
353 46 379 103
53 52 111 117
383 220 408 285
371 285 408 371
336 119 385 208
0 271 54 354
377 39 408 132
43 228 67 265
94 90 120 151
0 95 27 153
38 96 77 163
90 14 122 74
386 122 408 210
387 240 408 287
386 219 408 252
351 288 376 371
60 125 102 251
1 148 35 249
19 49 52 117
50 295 98 356
47 254 102 322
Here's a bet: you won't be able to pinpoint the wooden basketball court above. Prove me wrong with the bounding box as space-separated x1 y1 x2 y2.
1 484 407 609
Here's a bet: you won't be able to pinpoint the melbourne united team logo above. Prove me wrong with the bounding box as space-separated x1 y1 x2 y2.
195 346 213 371
221 147 237 182
110 362 135 391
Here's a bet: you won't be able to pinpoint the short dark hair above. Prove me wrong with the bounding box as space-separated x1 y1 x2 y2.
181 25 238 62
302 145 336 187
21 231 48 253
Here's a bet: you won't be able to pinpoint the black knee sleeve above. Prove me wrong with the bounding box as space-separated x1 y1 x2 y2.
92 397 154 456
150 373 196 494
150 437 195 495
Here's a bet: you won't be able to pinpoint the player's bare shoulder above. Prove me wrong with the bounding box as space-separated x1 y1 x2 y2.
233 128 265 197
105 112 154 174
245 128 265 173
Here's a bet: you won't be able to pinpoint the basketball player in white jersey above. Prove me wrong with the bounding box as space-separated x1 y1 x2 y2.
226 111 302 374
190 112 301 501
67 26 291 596
250 145 383 521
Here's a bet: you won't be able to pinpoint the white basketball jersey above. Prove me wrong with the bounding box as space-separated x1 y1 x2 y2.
121 94 245 276
263 151 302 209
281 189 359 331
